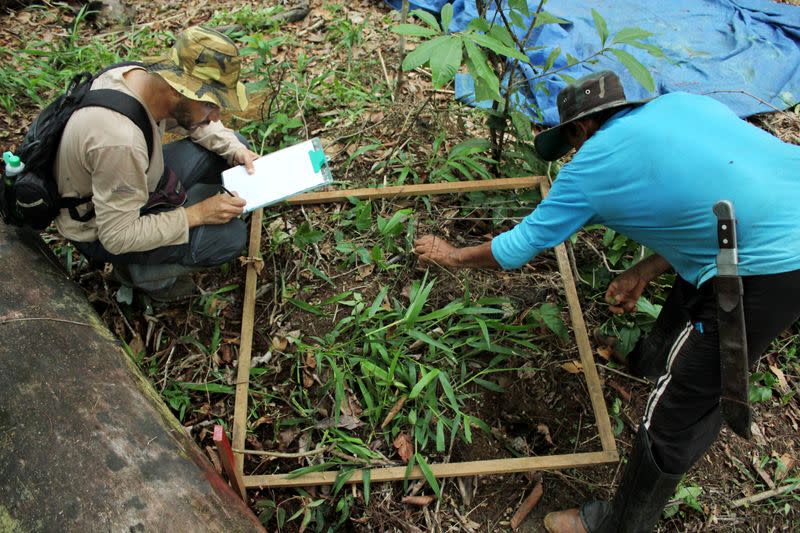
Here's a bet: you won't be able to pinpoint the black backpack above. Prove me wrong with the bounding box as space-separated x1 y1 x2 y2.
1 61 154 230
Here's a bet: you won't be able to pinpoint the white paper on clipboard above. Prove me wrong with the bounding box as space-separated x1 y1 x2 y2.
222 137 331 213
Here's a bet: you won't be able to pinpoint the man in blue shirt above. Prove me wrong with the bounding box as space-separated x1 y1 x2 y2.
414 71 800 533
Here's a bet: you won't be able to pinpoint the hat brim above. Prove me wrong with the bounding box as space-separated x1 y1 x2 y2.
146 58 248 113
533 99 652 162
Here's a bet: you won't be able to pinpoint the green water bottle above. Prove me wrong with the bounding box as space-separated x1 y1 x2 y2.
3 151 25 182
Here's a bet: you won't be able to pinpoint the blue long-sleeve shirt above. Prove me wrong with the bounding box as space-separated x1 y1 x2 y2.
491 93 800 287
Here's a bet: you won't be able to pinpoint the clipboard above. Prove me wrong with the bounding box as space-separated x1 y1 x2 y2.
222 137 332 213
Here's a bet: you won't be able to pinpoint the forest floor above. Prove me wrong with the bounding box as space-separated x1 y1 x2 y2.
1 0 799 531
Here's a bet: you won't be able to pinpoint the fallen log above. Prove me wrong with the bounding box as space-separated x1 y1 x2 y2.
0 225 264 532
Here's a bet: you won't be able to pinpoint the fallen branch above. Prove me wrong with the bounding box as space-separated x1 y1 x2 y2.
731 483 800 507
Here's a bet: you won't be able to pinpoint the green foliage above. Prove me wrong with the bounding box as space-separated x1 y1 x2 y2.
663 482 704 518
392 1 664 171
273 275 542 496
0 5 164 118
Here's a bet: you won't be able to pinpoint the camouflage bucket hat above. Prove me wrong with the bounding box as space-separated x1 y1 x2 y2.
534 70 651 161
146 26 248 112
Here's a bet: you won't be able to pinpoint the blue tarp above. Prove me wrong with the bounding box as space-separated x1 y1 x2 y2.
386 0 800 125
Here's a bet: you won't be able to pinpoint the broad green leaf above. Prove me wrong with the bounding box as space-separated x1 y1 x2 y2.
591 9 608 46
534 11 570 28
467 18 491 32
360 360 389 382
430 37 463 88
635 296 662 319
628 41 667 59
332 468 355 495
411 8 441 32
438 372 459 410
392 24 439 38
307 264 335 287
406 329 453 354
363 469 371 505
404 277 435 326
612 27 654 45
449 138 493 157
544 46 561 72
610 48 655 92
464 40 501 100
179 382 235 394
469 33 529 62
487 24 516 49
368 285 390 317
417 300 465 321
436 419 445 452
415 453 441 498
409 368 441 399
287 462 335 478
539 303 569 340
441 2 454 33
402 37 445 71
474 378 504 392
287 297 326 316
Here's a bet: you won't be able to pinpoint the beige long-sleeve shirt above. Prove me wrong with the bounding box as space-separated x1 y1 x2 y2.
55 65 246 255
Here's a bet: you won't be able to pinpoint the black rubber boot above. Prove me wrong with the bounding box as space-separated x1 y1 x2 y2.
579 426 682 533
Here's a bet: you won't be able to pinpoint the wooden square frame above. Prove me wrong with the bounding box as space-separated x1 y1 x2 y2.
230 177 618 490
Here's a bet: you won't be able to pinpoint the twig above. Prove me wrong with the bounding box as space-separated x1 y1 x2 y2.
598 363 650 385
232 445 332 458
394 0 410 99
0 317 92 327
731 482 800 507
377 48 394 102
703 90 799 121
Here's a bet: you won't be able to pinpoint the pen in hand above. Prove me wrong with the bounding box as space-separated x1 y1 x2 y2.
220 185 235 197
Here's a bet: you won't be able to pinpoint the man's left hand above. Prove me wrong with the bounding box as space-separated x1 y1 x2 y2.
233 148 259 174
414 235 461 267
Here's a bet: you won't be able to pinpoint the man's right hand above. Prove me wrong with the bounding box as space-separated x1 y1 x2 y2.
605 254 671 314
185 192 246 227
606 269 649 314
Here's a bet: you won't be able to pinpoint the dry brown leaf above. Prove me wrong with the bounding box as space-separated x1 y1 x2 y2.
768 363 791 394
596 345 613 361
315 415 364 430
272 336 289 352
536 424 554 447
357 263 375 279
401 495 435 506
561 361 583 374
128 335 145 356
773 452 796 481
393 433 414 463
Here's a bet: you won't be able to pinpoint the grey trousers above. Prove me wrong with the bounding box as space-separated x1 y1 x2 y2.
73 137 247 290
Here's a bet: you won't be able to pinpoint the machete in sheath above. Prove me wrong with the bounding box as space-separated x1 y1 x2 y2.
713 200 752 439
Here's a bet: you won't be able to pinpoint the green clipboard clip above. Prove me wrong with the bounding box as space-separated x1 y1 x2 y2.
308 149 327 173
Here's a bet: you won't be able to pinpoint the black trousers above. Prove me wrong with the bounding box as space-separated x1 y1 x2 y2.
74 137 247 268
633 269 800 475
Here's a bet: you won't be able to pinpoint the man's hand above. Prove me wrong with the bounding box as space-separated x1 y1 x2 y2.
605 254 672 314
185 192 246 228
233 147 259 174
605 269 649 314
414 235 462 268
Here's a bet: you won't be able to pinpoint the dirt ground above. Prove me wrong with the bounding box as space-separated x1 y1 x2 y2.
1 0 799 531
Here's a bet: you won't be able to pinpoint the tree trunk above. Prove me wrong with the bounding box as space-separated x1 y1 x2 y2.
0 225 265 532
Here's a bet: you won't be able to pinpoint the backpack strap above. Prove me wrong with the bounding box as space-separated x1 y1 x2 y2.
77 89 154 161
63 86 155 222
